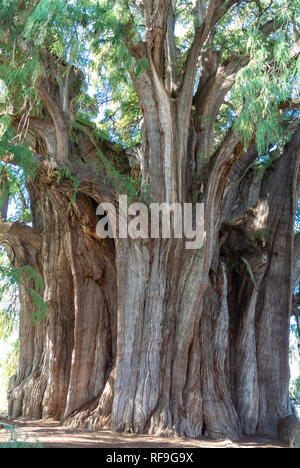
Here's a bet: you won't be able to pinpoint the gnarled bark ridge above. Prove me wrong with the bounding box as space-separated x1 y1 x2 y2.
1 0 300 442
7 124 300 440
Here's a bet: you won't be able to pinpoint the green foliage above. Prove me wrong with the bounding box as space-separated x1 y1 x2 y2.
136 57 149 77
0 115 34 222
0 305 18 342
0 0 298 153
290 376 300 404
0 252 48 328
0 115 35 225
0 424 43 448
21 265 48 324
0 117 38 179
97 151 141 201
232 54 290 155
0 251 19 340
51 166 80 209
0 339 19 403
0 0 143 147
249 228 271 245
213 0 299 155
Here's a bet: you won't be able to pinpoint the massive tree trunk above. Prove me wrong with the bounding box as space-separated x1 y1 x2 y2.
2 0 300 442
6 119 299 440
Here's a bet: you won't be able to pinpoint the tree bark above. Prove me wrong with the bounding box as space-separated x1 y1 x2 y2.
278 415 300 448
6 125 299 439
8 173 117 422
2 2 300 441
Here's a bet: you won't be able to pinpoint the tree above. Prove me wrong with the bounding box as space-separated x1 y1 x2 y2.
0 0 299 439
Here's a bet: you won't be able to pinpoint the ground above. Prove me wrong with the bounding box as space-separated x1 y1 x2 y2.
0 417 287 448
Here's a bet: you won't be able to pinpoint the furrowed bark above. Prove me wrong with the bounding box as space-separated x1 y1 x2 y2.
7 168 117 422
293 232 300 289
3 3 300 444
3 222 44 419
6 123 299 441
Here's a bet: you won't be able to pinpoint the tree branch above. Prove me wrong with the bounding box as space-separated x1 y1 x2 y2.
165 0 178 93
0 221 41 251
192 0 207 27
0 167 10 221
11 115 56 157
259 19 276 36
278 100 300 113
193 54 249 164
36 81 70 162
178 1 238 114
143 0 171 77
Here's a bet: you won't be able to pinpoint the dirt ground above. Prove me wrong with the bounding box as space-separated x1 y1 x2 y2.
0 417 288 448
